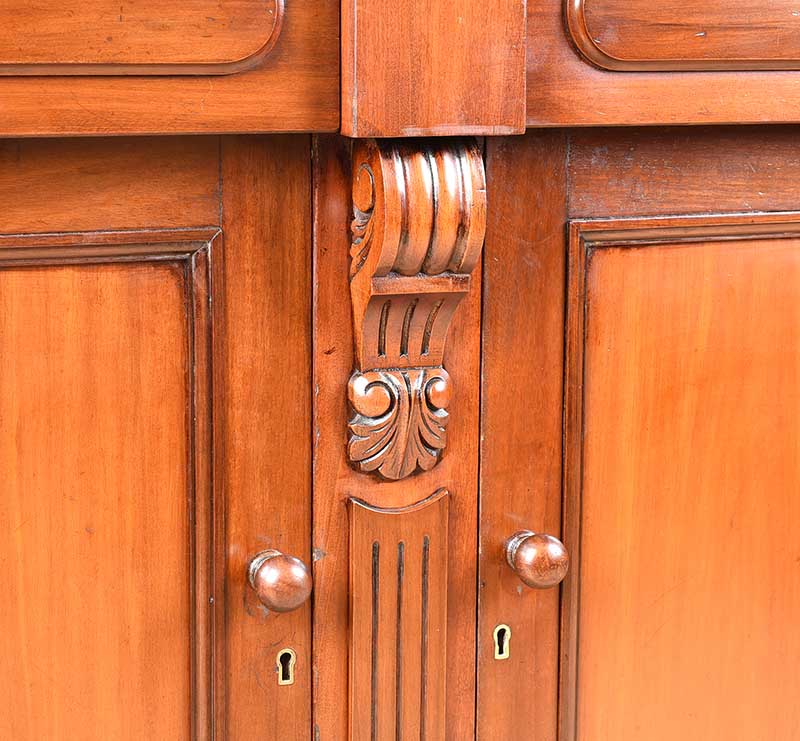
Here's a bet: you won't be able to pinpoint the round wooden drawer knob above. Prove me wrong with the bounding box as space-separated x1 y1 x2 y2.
247 550 312 613
505 531 569 589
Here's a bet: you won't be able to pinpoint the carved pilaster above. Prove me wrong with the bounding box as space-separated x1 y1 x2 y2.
348 139 486 480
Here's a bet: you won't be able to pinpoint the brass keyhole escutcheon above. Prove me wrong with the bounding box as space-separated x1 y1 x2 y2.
276 648 297 686
493 624 511 660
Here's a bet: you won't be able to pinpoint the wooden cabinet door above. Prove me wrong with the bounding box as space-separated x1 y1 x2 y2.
482 127 800 740
0 136 312 739
561 214 800 740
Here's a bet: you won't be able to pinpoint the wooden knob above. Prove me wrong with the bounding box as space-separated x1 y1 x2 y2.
247 550 312 613
505 531 569 589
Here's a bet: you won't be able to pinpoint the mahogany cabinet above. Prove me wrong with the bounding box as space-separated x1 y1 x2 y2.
2 1 800 739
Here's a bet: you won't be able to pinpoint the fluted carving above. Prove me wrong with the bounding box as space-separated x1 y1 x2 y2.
348 139 486 480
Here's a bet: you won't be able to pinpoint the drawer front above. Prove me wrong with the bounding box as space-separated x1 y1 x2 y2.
569 0 800 71
0 0 280 74
0 2 338 135
529 0 800 125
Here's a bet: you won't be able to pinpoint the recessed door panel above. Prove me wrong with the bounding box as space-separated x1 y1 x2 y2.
563 217 800 740
0 248 213 739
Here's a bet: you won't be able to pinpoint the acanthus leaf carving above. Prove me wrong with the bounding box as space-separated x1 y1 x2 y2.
348 368 451 481
347 138 485 481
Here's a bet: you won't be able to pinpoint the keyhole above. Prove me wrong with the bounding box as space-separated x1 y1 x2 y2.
493 624 511 660
277 648 297 686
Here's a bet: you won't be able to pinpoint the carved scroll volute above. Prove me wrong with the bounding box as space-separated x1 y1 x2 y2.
348 139 486 480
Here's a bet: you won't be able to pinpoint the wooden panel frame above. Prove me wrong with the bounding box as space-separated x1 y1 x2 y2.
567 0 800 71
562 211 800 741
219 135 314 741
478 132 567 741
0 134 315 740
0 227 223 740
483 129 800 740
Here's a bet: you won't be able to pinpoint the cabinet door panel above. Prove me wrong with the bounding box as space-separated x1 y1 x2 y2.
564 219 800 740
0 256 206 740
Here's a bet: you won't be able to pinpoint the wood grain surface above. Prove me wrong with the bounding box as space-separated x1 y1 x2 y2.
342 0 526 136
482 128 800 739
219 136 313 741
0 134 314 740
0 257 200 739
0 0 282 74
528 0 800 126
567 127 800 218
0 138 220 233
571 0 800 70
0 1 337 136
564 218 800 740
478 132 566 741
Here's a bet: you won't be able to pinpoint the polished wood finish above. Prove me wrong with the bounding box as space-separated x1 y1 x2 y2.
569 0 800 70
0 0 281 74
505 532 569 590
0 235 215 740
341 0 526 136
313 135 481 740
0 135 313 740
567 126 800 218
219 136 313 740
564 214 800 740
0 2 337 136
482 128 800 741
528 0 800 125
478 133 566 741
348 139 486 480
248 552 313 614
0 138 220 233
349 491 449 741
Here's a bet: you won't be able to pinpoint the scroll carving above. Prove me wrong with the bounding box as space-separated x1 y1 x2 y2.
348 139 486 480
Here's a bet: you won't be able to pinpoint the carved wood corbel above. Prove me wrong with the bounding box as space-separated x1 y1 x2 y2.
347 138 486 480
